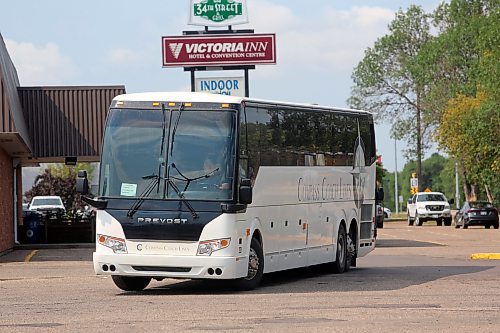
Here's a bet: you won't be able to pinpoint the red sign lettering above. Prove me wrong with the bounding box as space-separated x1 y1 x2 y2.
162 34 277 67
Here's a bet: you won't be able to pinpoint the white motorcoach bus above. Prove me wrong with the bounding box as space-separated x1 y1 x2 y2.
77 92 380 291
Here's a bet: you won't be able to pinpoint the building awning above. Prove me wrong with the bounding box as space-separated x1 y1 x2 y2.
1 32 125 164
0 32 32 157
0 132 31 157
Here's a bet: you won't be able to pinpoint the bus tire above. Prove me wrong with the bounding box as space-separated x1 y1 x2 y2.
112 276 151 292
332 224 347 274
232 237 264 291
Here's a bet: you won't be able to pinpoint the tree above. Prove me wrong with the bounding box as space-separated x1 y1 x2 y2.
25 163 95 212
423 0 500 204
437 93 499 203
350 5 434 189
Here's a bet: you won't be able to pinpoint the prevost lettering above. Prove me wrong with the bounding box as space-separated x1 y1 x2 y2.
137 217 188 224
184 42 268 54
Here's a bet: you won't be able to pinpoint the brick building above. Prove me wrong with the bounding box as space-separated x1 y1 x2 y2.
0 33 125 254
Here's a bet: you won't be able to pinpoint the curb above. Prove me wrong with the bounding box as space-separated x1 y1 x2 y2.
470 253 500 260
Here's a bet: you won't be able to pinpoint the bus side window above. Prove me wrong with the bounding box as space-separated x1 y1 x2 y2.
244 106 261 182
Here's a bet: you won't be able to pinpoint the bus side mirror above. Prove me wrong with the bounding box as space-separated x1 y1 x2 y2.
239 179 252 205
448 198 455 205
375 187 384 201
76 170 89 195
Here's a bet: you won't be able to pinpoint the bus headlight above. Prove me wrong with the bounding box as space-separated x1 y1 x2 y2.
98 234 127 254
197 238 230 256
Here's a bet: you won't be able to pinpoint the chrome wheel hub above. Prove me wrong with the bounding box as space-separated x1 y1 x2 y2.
245 247 259 280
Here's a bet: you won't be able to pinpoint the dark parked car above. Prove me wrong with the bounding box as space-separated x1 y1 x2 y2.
455 201 499 229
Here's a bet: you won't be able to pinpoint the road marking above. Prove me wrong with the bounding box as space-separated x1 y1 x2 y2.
471 253 500 260
24 250 38 262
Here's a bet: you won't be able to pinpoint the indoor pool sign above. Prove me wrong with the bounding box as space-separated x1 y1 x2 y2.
189 0 249 27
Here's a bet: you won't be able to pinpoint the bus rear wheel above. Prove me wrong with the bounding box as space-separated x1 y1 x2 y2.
112 276 151 292
232 237 264 291
332 224 348 274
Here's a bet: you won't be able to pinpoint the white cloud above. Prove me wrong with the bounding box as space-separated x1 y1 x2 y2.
245 0 296 31
241 2 394 77
5 39 79 85
105 48 141 65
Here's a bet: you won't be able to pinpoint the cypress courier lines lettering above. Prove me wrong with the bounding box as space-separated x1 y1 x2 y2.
297 177 356 202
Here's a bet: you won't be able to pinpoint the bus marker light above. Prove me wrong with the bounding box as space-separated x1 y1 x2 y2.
246 229 250 236
116 101 124 106
221 103 230 108
184 102 192 107
168 102 176 107
152 102 160 106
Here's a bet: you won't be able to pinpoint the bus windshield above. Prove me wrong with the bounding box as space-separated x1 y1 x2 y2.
99 108 236 201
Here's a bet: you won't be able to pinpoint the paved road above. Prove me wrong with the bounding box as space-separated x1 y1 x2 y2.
1 221 499 332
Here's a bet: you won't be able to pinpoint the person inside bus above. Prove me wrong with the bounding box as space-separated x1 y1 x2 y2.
201 157 230 191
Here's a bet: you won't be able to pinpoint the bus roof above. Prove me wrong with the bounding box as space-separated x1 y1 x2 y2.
113 92 370 114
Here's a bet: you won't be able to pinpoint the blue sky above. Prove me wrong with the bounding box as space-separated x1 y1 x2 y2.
0 0 444 172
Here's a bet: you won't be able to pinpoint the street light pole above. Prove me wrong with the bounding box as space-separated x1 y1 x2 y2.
394 138 399 214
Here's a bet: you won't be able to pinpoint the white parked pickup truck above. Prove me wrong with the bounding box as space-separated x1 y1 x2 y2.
407 192 454 226
28 196 66 218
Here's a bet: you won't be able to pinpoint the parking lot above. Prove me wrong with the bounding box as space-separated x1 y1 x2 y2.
1 221 499 333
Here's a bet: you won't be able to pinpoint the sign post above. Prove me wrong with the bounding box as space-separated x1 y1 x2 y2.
162 1 276 98
195 76 246 97
189 0 249 27
162 33 277 67
410 172 418 194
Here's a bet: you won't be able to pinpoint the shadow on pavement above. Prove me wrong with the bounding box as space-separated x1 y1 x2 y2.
116 264 494 296
0 248 93 263
377 239 444 248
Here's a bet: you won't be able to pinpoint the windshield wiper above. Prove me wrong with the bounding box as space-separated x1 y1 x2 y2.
127 174 162 218
169 103 184 157
170 163 219 193
127 174 199 219
158 104 167 193
163 174 199 219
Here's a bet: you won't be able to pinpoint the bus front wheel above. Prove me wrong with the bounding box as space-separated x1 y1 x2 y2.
232 237 264 290
112 276 151 292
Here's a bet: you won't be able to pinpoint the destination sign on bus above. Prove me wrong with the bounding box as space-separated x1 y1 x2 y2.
162 34 277 67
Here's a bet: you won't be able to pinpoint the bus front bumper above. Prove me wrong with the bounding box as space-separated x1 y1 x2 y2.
93 252 249 279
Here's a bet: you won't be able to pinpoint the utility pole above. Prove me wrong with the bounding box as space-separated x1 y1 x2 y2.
394 138 399 214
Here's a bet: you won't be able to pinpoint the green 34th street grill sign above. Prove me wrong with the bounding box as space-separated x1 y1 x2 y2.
189 0 249 27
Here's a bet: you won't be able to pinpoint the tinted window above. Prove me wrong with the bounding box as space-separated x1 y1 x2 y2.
470 202 493 208
359 115 376 166
244 105 375 177
418 194 446 202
